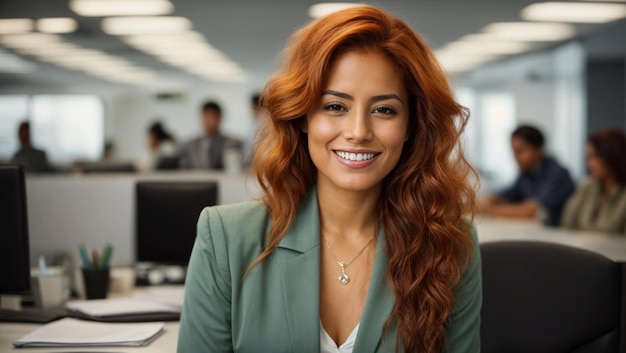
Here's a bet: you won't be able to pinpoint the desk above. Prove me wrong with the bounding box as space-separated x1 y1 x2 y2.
0 286 183 353
0 322 180 353
476 216 626 262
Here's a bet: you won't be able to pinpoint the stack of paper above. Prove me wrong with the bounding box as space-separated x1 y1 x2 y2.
66 297 181 322
67 298 180 317
13 317 163 347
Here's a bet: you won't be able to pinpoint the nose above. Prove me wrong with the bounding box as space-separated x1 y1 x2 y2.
343 108 373 143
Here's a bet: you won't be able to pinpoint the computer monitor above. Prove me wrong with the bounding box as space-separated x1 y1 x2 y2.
0 165 30 295
135 181 218 266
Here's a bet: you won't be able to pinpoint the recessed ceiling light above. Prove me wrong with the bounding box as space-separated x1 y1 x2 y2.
0 19 34 34
521 2 626 23
102 16 192 35
480 22 576 42
36 18 78 33
70 0 174 17
308 3 363 18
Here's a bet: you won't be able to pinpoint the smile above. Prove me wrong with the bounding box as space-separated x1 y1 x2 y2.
334 151 378 161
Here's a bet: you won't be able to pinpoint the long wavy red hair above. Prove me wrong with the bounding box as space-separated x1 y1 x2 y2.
251 6 476 353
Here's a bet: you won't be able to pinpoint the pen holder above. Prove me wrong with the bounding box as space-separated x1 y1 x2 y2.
81 268 110 300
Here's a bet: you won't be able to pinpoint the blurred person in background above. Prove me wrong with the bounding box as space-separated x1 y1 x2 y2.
11 121 52 173
561 128 626 233
136 121 177 172
477 125 575 226
243 92 269 169
178 101 243 170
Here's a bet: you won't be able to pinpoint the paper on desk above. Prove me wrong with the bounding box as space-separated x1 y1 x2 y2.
66 297 181 317
13 317 163 347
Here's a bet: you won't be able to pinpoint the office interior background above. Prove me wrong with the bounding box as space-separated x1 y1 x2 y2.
0 0 625 267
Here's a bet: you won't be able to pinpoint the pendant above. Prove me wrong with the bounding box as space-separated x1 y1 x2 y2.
337 261 350 284
338 272 350 284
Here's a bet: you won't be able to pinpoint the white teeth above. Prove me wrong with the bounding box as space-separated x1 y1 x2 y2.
335 151 376 161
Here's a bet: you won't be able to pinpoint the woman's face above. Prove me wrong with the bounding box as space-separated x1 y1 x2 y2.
586 143 611 181
306 50 409 194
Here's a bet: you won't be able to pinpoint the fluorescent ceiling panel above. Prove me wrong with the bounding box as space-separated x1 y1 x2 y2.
480 22 576 41
70 0 174 17
0 19 34 33
102 16 192 35
308 3 363 18
444 41 532 55
123 31 206 46
0 33 64 47
36 18 78 33
522 2 626 23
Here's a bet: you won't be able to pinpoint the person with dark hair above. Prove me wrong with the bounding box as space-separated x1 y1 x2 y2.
562 128 626 233
136 121 177 172
178 6 481 353
11 121 52 173
178 100 243 170
477 124 575 226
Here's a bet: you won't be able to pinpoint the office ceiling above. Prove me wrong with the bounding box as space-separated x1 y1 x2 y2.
0 0 623 87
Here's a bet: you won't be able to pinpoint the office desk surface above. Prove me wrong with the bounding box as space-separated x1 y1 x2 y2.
0 321 180 353
476 216 626 261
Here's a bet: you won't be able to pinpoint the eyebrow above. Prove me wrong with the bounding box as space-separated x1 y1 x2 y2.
322 90 404 104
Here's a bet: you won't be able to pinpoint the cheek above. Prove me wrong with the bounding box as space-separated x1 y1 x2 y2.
307 116 338 145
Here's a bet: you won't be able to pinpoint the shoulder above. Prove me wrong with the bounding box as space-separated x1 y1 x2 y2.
544 157 571 176
181 136 202 149
221 135 244 148
197 201 269 250
202 201 268 230
577 178 597 190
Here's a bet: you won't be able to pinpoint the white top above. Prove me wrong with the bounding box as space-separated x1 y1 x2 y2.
320 322 360 353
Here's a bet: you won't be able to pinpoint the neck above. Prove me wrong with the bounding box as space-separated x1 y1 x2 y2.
316 180 380 242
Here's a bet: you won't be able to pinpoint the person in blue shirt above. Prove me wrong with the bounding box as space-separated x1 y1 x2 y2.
478 125 575 226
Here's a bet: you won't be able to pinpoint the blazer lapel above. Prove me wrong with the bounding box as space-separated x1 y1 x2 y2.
353 229 395 353
278 189 321 353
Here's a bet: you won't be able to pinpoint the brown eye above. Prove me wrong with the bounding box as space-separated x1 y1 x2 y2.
324 103 347 112
372 106 397 115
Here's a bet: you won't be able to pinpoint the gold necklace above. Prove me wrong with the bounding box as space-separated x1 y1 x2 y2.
324 235 375 285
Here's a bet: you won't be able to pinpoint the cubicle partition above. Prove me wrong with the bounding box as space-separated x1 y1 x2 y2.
25 171 260 268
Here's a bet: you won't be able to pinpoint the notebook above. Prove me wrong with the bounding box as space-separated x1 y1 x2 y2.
13 317 164 347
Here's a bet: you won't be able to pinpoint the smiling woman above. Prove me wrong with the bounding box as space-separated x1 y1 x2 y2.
178 6 481 353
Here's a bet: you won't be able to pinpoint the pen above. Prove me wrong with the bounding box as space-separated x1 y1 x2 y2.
100 244 113 269
92 249 100 270
79 244 91 270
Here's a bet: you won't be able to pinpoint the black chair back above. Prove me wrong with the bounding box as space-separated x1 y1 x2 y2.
480 241 623 353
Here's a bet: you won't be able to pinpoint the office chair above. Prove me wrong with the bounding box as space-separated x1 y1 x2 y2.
480 241 624 353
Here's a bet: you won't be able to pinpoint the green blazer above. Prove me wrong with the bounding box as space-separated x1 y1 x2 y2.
177 189 482 353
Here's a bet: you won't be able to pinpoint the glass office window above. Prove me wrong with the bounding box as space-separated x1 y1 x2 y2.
0 96 29 160
30 95 104 162
478 93 517 186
